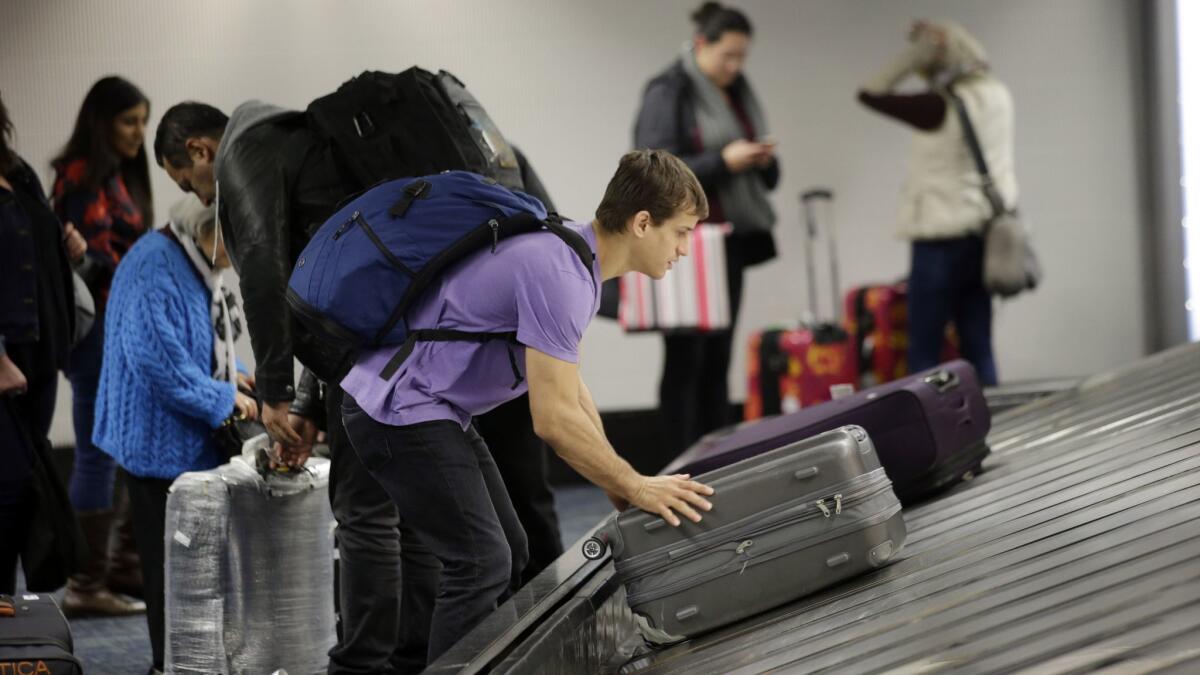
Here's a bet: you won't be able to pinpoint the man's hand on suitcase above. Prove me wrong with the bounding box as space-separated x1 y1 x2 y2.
627 473 715 527
264 399 314 468
263 400 301 446
271 415 318 469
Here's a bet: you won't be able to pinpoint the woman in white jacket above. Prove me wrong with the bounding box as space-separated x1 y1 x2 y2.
858 20 1015 385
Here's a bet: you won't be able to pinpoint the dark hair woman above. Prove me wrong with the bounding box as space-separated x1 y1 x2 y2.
0 92 80 594
52 75 152 617
633 2 781 457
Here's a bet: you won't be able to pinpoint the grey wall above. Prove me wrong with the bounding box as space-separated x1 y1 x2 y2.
0 0 1154 445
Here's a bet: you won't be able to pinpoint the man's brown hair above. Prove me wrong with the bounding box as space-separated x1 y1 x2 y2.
595 149 708 234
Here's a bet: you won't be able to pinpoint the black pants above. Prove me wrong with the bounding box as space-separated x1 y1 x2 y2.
0 372 57 595
659 237 748 457
326 383 423 675
472 395 562 583
341 396 529 666
327 385 557 674
126 474 171 671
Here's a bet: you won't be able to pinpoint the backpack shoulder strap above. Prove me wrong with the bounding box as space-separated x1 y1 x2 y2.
375 214 597 383
542 213 597 285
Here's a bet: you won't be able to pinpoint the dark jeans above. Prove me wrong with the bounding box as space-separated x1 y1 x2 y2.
659 236 747 456
908 236 998 386
66 315 117 510
341 396 529 666
0 371 57 595
126 474 171 671
326 383 426 675
473 394 562 583
327 388 556 673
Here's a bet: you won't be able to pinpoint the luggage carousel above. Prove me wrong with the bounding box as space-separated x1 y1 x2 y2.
428 343 1200 674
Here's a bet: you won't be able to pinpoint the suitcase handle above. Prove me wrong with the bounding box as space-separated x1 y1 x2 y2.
923 368 960 393
799 188 841 322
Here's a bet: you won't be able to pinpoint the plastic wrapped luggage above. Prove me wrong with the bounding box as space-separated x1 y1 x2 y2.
592 426 905 643
164 439 336 675
672 360 990 504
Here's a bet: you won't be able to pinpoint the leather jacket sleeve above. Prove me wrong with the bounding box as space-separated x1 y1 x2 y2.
217 137 297 403
289 367 327 428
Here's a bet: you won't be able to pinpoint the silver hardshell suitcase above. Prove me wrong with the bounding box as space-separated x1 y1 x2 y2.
164 439 337 675
599 426 906 643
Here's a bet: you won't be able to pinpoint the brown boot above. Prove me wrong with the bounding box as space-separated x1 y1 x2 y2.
107 486 144 599
62 509 146 617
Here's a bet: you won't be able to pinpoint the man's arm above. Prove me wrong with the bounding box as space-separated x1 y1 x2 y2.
577 373 605 436
218 139 297 403
218 137 305 447
526 348 713 527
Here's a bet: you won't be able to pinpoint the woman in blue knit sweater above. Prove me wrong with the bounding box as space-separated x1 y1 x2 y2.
93 195 257 675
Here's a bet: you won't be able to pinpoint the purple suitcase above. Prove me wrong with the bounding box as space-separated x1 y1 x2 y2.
665 360 990 503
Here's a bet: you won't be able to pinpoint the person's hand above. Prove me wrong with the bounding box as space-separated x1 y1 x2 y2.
752 139 776 168
272 414 319 469
626 473 715 527
0 352 28 397
262 400 301 447
908 20 947 69
722 139 770 173
233 391 258 420
237 372 255 393
62 222 87 263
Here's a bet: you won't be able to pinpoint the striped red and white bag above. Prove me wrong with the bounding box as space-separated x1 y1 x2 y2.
618 223 731 333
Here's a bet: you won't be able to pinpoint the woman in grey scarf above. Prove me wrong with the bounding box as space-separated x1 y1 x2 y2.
634 1 780 455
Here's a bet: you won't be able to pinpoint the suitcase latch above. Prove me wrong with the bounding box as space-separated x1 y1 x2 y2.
923 369 961 393
736 540 755 575
816 494 843 518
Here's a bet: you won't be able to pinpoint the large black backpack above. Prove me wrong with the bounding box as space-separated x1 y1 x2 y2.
306 68 525 194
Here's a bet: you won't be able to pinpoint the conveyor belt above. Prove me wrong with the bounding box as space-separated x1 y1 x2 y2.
428 343 1200 674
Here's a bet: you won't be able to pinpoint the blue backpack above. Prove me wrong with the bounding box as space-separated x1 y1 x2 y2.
286 171 594 380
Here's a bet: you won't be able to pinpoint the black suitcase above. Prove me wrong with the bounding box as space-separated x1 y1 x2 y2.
0 593 82 674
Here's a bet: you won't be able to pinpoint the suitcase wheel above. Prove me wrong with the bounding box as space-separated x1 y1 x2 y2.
962 463 985 482
581 537 608 560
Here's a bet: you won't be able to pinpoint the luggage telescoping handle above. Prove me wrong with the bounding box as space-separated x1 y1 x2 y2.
800 188 841 323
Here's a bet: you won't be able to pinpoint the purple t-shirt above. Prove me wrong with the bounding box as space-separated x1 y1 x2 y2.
341 220 601 429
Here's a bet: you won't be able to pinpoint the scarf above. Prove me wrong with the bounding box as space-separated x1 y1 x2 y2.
680 44 776 233
168 220 242 384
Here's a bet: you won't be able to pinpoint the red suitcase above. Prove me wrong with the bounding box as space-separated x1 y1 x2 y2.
745 189 857 420
844 281 960 389
745 326 857 419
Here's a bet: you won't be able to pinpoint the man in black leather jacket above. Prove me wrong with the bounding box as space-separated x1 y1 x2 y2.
153 99 563 674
